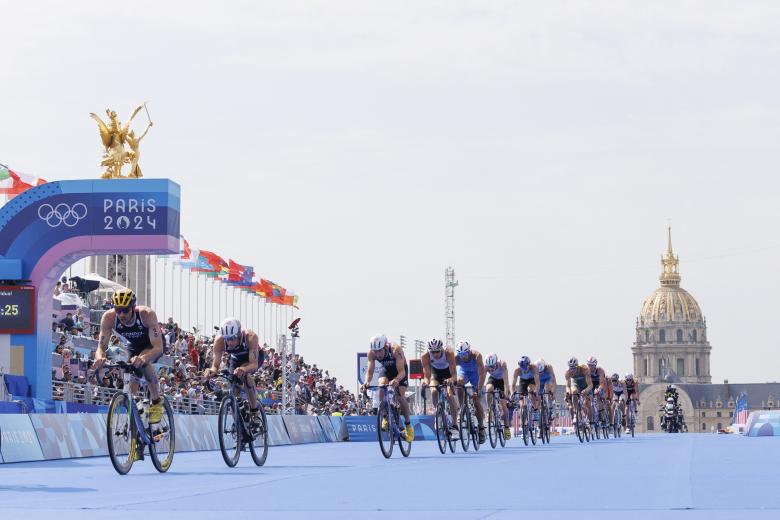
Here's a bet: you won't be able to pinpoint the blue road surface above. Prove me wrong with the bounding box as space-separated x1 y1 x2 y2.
1 434 778 519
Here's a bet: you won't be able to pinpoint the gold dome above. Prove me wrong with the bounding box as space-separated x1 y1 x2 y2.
639 226 703 324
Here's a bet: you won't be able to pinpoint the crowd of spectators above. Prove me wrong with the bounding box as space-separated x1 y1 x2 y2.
51 299 359 415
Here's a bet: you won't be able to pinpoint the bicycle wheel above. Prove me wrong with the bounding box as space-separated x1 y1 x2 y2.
498 406 507 448
521 406 529 446
248 406 269 466
446 404 458 453
107 392 135 475
396 407 412 457
435 403 448 454
528 405 537 446
459 404 471 452
613 406 622 438
488 402 498 449
573 400 584 443
218 397 241 467
593 404 600 440
601 408 610 439
149 398 175 473
540 401 549 444
377 401 394 458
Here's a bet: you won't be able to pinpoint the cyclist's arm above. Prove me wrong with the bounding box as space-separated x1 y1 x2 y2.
93 310 115 367
392 346 406 385
447 350 457 383
421 352 431 385
548 366 557 389
209 337 224 374
533 366 540 392
244 332 260 373
476 352 486 388
138 308 164 364
364 351 376 388
511 367 520 395
583 370 593 395
564 369 572 394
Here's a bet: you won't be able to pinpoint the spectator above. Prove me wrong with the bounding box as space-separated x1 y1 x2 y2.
59 312 75 330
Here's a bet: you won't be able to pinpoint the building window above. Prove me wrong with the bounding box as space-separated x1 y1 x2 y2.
717 422 722 430
645 330 649 343
647 416 655 431
701 423 705 431
659 329 666 343
701 411 706 417
716 411 721 418
692 330 697 343
676 329 683 343
695 358 700 376
644 359 648 377
677 358 685 377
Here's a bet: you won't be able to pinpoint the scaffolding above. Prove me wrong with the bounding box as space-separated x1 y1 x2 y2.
445 266 458 347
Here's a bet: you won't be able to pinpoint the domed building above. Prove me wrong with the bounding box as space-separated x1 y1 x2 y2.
632 228 711 384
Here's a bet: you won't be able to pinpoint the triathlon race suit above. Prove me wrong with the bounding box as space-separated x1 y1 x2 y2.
113 312 160 362
375 348 408 387
518 365 535 396
570 366 588 392
429 351 451 382
225 332 264 372
590 369 602 391
486 365 506 396
625 380 637 399
612 381 625 400
457 354 480 388
538 367 552 388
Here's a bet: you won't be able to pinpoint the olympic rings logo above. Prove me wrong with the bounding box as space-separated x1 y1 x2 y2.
37 202 88 228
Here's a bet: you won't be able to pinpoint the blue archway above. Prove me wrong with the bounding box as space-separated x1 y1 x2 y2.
0 179 180 398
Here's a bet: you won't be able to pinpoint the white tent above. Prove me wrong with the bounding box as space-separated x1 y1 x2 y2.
54 292 86 308
82 273 129 293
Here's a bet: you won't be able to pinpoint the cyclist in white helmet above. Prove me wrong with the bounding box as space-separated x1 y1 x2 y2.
455 340 487 444
564 357 594 424
421 338 459 436
484 353 512 440
361 334 413 441
205 317 264 428
535 358 557 424
587 356 608 426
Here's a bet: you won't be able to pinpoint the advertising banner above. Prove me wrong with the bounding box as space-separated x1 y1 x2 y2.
329 416 347 441
30 413 108 459
266 414 291 445
174 415 218 452
283 415 327 444
317 416 338 442
356 353 380 386
345 415 436 442
0 414 44 462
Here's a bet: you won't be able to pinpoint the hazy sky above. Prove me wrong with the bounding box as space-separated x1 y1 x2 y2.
2 1 779 386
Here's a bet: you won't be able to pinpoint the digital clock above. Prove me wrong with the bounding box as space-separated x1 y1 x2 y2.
0 286 35 334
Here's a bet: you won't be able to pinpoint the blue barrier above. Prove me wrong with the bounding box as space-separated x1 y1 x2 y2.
0 414 45 462
266 415 291 446
344 415 437 441
329 416 347 441
317 416 338 442
30 413 108 459
283 414 328 444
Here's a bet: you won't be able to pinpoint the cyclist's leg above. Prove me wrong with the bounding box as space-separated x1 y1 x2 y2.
397 384 411 423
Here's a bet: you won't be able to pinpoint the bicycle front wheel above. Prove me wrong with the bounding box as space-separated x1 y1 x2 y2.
248 406 269 466
574 399 584 443
149 398 175 473
396 407 412 457
377 401 394 458
435 403 448 454
459 405 471 452
488 403 498 449
218 397 241 467
107 392 135 475
521 406 530 446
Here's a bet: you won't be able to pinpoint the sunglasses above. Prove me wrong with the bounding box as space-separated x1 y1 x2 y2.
114 306 133 315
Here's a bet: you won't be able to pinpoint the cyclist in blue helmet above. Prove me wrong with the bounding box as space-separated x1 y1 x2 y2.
455 341 487 444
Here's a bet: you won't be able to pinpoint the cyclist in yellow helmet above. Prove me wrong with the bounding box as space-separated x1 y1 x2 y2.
93 288 166 423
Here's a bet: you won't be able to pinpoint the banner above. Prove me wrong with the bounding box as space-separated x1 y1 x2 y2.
266 414 291 445
357 353 380 386
283 415 327 444
30 413 107 459
0 414 45 462
344 415 437 442
317 416 338 442
174 415 218 452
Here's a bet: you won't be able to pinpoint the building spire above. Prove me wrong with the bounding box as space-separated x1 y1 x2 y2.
660 225 681 287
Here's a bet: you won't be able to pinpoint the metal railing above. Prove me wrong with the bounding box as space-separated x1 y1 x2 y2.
51 380 220 415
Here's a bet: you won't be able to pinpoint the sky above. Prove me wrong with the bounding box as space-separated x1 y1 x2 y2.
2 1 779 387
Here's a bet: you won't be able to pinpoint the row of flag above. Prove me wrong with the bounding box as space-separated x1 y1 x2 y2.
177 236 298 308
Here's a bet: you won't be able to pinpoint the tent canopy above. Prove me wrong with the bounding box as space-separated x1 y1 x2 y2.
81 273 128 293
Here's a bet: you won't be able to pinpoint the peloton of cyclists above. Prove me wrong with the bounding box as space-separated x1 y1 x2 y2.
420 338 460 437
362 334 414 442
484 353 512 440
455 341 487 444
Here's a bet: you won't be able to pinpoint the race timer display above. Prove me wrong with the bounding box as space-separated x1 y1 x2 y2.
0 286 35 334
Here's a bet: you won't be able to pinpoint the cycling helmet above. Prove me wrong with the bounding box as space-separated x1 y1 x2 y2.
485 353 499 369
111 289 136 308
370 334 388 351
535 358 546 373
611 373 620 382
456 341 471 357
219 317 242 339
568 357 579 369
587 356 598 367
518 355 531 369
427 338 444 352
625 373 634 381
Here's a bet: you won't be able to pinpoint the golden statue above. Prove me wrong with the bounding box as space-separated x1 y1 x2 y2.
89 104 153 179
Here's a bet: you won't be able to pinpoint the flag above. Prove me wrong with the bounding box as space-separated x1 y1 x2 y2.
226 259 254 285
0 164 47 201
733 392 749 425
191 249 227 274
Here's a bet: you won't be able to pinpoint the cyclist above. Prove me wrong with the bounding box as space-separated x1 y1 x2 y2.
93 289 165 423
536 358 557 423
420 338 459 436
204 317 264 429
484 353 512 440
455 341 486 444
362 334 414 442
587 356 607 426
624 372 640 433
511 356 540 420
610 373 626 426
564 357 593 424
